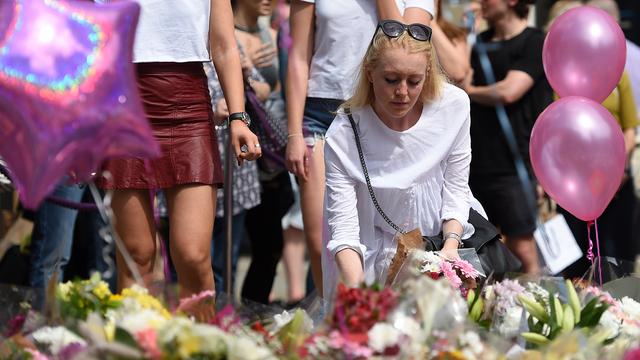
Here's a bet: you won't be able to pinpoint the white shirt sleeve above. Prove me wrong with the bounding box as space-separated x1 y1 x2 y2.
440 112 474 239
403 0 435 17
324 140 366 262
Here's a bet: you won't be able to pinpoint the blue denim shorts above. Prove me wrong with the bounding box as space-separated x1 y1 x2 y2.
302 97 344 138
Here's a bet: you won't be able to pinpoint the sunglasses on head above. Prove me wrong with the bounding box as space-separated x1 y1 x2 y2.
375 20 432 42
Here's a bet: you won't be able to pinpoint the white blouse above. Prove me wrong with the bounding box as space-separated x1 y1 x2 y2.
95 0 211 63
322 83 475 300
300 0 435 100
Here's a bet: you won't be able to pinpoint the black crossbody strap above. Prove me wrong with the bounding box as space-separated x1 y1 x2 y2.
346 109 406 235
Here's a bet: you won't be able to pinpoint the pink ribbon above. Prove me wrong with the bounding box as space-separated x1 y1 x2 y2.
586 219 603 286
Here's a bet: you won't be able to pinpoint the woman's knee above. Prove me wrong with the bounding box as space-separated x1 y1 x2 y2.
172 246 211 270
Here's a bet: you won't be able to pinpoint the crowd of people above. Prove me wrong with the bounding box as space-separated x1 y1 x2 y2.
0 0 639 310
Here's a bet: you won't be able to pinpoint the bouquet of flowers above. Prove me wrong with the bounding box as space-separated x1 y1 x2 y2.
418 251 481 297
56 273 121 320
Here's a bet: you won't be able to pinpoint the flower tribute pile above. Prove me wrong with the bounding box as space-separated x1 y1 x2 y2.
2 250 640 359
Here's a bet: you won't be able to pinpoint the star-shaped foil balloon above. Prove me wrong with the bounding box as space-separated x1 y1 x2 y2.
0 0 160 209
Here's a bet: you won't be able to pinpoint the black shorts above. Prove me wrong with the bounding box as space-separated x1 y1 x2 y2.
470 174 537 237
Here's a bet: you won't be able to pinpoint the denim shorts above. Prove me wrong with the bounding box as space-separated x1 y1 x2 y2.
302 97 344 138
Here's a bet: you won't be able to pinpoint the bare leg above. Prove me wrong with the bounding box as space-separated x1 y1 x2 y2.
282 227 306 302
165 184 216 298
504 234 540 274
299 139 326 297
111 189 156 291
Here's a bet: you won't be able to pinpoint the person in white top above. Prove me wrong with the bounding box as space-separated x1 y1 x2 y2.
322 21 474 300
285 0 434 298
97 0 261 300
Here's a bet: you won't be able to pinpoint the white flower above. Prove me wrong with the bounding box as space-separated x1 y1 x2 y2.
31 326 86 355
459 331 483 355
621 297 640 320
158 317 229 358
271 309 314 335
117 308 168 334
525 283 549 306
420 251 443 273
598 309 621 338
496 307 524 338
368 323 401 353
228 336 276 360
620 321 640 338
273 310 293 329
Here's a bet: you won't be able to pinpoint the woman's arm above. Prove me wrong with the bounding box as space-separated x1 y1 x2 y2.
209 0 261 164
236 41 272 101
440 219 463 259
462 70 534 106
335 249 364 287
325 137 366 287
431 22 470 84
285 0 315 179
440 109 474 259
618 72 639 158
375 0 434 25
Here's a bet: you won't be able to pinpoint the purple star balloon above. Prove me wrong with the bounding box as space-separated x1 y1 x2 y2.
0 0 160 209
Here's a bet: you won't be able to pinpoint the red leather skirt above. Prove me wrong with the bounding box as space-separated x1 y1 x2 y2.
98 62 223 189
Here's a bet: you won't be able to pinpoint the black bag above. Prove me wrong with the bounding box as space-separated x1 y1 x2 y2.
346 111 521 278
423 208 522 277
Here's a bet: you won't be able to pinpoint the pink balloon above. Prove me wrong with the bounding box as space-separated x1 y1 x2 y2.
543 6 626 103
530 97 625 221
0 0 160 209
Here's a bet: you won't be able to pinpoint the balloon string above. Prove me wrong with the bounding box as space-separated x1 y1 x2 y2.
595 219 603 286
586 220 595 263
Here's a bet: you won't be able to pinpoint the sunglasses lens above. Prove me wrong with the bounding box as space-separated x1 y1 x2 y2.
381 22 404 37
409 25 430 41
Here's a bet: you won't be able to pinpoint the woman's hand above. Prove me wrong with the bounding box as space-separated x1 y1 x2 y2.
440 238 461 260
231 121 262 165
285 134 309 180
213 98 229 125
239 52 254 79
251 42 277 69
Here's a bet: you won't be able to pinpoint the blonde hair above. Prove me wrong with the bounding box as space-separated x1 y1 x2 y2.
340 30 446 112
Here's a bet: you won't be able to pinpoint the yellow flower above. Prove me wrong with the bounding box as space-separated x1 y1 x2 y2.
109 294 123 302
178 334 201 358
57 282 72 301
92 282 112 300
121 286 171 319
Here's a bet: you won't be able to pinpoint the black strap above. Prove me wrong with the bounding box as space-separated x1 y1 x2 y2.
346 109 406 235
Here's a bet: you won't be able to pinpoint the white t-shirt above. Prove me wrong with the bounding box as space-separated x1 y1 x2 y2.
300 0 434 100
128 0 211 63
322 84 474 300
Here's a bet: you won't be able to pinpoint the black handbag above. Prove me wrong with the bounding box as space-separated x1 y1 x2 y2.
423 208 522 277
346 111 521 278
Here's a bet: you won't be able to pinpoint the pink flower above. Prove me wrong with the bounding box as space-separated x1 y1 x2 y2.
328 330 346 348
343 340 374 358
440 261 462 289
26 349 50 360
452 258 480 279
624 347 640 360
176 290 215 312
135 328 161 360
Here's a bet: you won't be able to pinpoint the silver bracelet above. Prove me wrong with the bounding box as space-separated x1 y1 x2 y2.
444 232 463 248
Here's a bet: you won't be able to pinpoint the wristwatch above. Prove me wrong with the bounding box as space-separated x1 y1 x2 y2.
227 111 251 127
